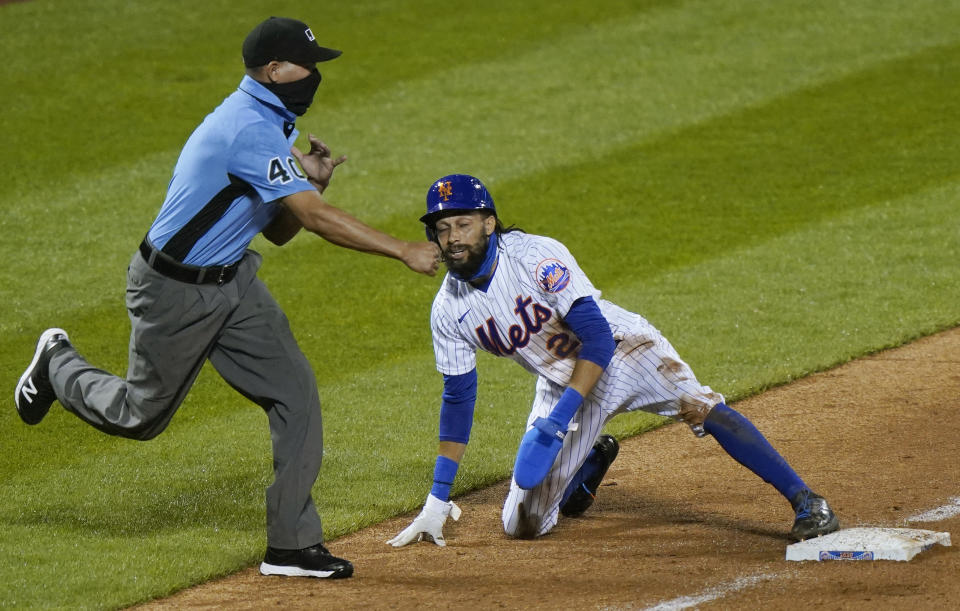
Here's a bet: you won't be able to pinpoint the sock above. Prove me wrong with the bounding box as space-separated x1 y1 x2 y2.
703 403 807 502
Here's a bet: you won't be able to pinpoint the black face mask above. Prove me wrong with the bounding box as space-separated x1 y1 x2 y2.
264 68 321 116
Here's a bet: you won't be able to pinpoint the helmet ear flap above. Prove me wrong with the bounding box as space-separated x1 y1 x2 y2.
425 225 437 242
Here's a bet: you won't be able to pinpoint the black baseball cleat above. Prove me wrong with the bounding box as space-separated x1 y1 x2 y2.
789 489 840 541
15 328 70 425
260 543 353 579
560 434 620 518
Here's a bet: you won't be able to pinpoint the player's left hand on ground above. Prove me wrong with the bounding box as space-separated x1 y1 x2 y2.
513 417 572 489
387 494 461 548
291 134 347 192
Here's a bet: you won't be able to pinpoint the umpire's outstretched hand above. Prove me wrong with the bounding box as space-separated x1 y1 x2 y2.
291 134 347 193
402 241 442 276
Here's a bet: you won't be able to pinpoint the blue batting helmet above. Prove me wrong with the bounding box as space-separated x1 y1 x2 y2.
420 174 496 233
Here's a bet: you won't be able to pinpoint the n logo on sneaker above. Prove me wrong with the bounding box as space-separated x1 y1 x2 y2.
20 378 38 403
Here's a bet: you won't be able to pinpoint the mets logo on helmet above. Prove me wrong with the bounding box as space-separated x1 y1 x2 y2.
536 259 570 293
437 181 453 201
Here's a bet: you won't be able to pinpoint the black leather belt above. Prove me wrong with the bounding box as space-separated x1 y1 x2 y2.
139 238 240 285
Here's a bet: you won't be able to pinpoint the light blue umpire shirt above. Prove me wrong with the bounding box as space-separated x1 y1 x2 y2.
147 76 316 267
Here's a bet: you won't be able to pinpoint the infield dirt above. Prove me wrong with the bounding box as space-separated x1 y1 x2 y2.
141 327 960 610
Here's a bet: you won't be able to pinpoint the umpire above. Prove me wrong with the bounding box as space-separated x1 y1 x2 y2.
14 16 440 579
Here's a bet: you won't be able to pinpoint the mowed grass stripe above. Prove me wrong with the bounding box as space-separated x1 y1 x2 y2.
501 41 960 286
295 0 960 216
614 178 960 394
0 0 664 199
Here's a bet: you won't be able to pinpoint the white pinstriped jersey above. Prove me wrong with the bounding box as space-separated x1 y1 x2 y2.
430 231 724 538
430 231 644 386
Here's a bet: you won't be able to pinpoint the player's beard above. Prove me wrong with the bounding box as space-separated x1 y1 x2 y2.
443 234 490 279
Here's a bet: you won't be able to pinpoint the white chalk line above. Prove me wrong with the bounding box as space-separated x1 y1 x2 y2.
627 497 958 611
906 497 960 523
638 572 790 611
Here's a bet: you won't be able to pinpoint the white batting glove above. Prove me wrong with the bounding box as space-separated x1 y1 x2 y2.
387 494 461 548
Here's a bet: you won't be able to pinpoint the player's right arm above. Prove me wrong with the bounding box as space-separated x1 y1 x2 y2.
387 368 476 548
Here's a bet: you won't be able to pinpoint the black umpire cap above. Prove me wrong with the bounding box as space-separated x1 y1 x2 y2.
242 16 341 67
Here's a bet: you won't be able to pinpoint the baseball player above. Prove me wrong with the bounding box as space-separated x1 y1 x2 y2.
388 174 839 547
14 17 440 579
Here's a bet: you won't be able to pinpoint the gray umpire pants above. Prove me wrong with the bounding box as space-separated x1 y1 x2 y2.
48 249 325 550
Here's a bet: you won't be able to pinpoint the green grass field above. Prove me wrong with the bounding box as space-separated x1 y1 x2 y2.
2 0 959 607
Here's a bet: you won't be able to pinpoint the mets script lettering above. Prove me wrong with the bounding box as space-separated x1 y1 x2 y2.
475 295 553 356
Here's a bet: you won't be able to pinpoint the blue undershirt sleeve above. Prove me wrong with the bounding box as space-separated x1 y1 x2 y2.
438 368 477 444
564 296 616 369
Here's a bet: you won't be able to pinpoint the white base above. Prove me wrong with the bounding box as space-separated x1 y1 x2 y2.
786 527 951 562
